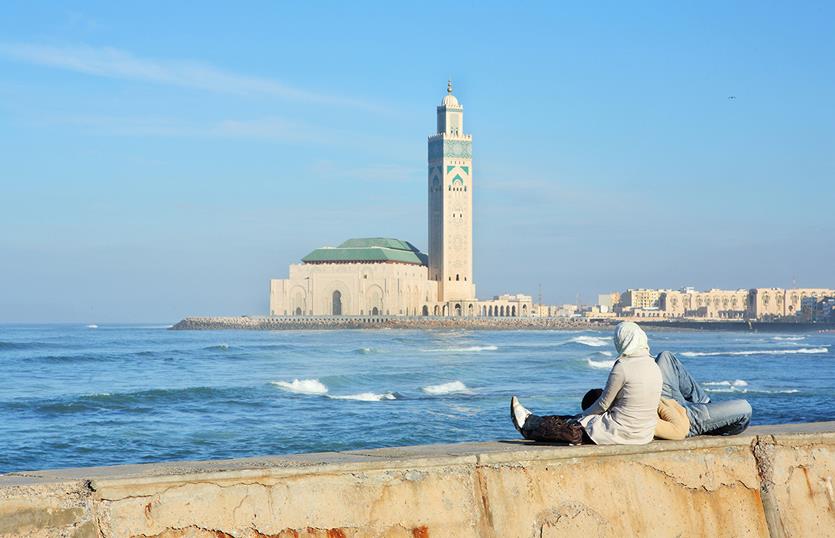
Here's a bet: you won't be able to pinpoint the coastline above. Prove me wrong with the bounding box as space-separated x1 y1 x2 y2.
170 315 835 332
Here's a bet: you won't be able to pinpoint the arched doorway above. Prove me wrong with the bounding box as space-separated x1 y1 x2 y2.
468 304 474 317
434 305 440 316
332 291 342 315
294 307 302 316
422 305 429 316
500 306 505 317
512 306 517 317
443 304 449 317
455 303 462 317
371 307 379 316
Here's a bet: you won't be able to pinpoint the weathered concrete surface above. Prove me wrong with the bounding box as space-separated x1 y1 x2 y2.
1 423 834 537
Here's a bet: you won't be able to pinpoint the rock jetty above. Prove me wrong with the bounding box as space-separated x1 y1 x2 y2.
170 315 615 331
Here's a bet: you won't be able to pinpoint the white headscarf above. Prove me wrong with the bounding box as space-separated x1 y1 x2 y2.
613 321 650 359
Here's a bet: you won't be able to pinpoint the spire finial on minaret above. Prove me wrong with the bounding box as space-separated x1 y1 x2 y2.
447 79 453 94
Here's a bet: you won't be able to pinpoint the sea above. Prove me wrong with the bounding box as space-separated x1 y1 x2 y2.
1 325 833 473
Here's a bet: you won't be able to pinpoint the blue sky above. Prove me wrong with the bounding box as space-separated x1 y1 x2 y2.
1 2 833 322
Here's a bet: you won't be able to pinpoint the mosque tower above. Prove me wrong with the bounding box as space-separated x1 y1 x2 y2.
428 81 476 302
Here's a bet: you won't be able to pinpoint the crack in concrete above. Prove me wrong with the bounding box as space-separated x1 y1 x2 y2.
752 435 789 538
636 462 754 493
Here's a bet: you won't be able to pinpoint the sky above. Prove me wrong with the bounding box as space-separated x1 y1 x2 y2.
1 1 834 323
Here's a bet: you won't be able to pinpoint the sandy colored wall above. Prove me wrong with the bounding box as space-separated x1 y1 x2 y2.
1 422 833 537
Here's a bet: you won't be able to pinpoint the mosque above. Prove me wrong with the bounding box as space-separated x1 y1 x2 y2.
269 82 532 318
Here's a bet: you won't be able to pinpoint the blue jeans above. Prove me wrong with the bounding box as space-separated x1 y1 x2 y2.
655 351 752 436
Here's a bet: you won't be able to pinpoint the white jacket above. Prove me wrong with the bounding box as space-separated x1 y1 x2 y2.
579 322 662 445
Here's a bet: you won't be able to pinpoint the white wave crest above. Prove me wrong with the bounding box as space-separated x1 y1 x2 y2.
773 336 805 341
681 347 828 357
329 392 397 401
86 324 98 329
421 345 498 353
597 351 614 357
271 379 328 395
587 358 616 370
705 387 799 394
422 381 473 395
703 380 748 387
571 336 609 347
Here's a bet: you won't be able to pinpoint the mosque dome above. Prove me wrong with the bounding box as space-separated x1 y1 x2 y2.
441 80 461 108
442 93 460 107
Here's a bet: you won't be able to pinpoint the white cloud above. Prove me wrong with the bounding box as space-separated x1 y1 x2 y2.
0 42 378 110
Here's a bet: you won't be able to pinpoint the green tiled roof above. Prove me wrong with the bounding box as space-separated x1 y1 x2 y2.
302 237 429 266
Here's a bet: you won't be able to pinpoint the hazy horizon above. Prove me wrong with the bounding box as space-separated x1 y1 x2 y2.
2 2 834 323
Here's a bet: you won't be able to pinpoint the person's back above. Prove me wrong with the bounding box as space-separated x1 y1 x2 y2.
607 356 663 439
579 322 663 445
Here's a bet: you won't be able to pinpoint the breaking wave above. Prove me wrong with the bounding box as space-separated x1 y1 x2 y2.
328 392 397 402
420 345 498 353
772 336 805 341
353 347 382 355
586 358 616 370
705 387 799 394
204 343 230 351
681 347 828 357
270 379 328 395
421 381 473 395
703 380 748 387
570 336 609 347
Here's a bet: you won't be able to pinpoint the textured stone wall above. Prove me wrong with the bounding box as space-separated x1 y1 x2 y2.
1 423 833 537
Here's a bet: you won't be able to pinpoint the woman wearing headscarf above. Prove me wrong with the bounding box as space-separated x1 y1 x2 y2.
510 321 663 445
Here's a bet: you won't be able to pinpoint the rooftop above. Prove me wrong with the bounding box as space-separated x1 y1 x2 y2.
301 237 429 266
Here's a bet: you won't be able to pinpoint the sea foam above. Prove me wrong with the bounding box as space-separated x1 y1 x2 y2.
586 358 616 370
329 392 397 402
271 379 328 395
703 380 749 387
571 336 609 347
681 347 828 357
422 381 473 395
421 345 498 353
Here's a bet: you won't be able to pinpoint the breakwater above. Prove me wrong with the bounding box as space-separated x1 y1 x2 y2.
171 315 835 332
170 315 615 331
1 422 833 537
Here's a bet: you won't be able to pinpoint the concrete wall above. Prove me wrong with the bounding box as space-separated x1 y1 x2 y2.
2 423 833 537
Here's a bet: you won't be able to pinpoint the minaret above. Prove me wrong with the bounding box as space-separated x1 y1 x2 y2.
428 81 475 302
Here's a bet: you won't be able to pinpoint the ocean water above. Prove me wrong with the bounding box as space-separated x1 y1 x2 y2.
1 325 833 473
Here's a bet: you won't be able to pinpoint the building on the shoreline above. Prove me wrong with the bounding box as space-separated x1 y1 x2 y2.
269 83 530 318
600 286 835 320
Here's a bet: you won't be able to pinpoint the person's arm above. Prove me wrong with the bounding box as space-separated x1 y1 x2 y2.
582 362 625 416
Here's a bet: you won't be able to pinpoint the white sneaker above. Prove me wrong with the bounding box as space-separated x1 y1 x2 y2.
510 396 532 434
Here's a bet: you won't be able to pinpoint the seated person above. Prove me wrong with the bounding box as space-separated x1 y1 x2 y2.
581 388 689 440
655 351 752 436
511 322 662 445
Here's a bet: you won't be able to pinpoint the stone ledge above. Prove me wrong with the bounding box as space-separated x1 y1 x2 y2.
2 422 832 488
1 422 833 537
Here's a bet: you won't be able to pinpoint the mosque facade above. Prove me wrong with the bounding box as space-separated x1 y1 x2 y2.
269 83 532 318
